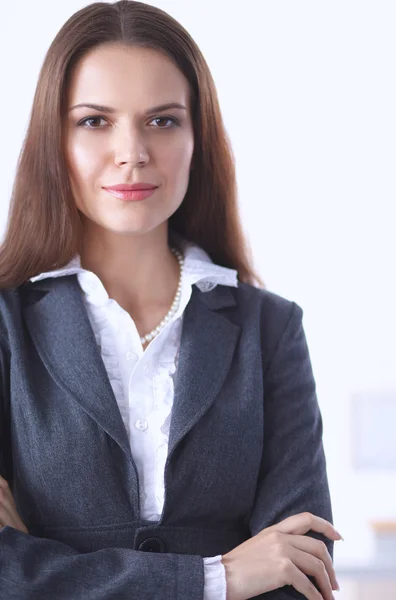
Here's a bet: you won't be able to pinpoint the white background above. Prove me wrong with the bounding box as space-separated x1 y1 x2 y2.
1 0 395 576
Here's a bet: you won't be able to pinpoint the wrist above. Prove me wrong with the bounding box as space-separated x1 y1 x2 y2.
221 554 243 600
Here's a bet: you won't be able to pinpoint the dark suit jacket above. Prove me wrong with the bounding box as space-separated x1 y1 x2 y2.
0 275 333 599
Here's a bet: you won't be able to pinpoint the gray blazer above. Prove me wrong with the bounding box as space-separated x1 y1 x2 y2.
0 275 333 599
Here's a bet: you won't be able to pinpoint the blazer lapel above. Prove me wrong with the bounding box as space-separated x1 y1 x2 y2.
22 276 133 460
168 284 240 458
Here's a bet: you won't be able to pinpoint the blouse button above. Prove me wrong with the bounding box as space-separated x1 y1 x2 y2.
135 419 148 432
126 352 138 362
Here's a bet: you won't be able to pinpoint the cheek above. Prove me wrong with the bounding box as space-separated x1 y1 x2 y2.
161 138 194 179
66 137 104 187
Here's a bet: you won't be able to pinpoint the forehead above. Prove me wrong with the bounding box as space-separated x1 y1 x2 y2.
67 43 191 108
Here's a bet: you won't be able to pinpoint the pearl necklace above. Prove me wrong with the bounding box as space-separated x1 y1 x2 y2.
140 247 184 345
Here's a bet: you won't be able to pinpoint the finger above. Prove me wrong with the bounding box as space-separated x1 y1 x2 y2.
289 535 339 591
0 503 28 531
0 483 22 529
0 475 10 490
271 512 342 541
0 476 22 516
0 483 15 514
288 562 326 600
0 503 17 529
290 547 333 600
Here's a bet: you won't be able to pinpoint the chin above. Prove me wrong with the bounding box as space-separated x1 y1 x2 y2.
101 219 167 236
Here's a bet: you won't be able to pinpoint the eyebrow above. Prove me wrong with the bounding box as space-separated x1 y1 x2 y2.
68 102 187 114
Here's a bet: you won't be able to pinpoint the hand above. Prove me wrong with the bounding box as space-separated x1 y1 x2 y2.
222 512 341 600
0 475 29 534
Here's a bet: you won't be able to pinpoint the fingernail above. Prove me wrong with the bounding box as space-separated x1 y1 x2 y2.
335 530 344 540
332 580 340 591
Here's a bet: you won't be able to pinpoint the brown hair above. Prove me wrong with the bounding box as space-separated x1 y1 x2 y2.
0 0 264 290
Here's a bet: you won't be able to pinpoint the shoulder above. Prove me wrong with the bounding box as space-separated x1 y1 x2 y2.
231 281 303 329
226 283 305 370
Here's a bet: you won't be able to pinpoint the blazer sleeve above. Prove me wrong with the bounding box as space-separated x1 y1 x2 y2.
247 299 333 600
0 526 205 599
0 349 204 600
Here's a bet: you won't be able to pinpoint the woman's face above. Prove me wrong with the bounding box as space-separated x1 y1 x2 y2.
64 43 194 238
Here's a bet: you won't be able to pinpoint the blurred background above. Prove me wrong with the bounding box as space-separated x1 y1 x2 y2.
1 1 395 598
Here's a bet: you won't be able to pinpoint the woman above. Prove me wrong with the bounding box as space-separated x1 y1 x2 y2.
0 1 341 599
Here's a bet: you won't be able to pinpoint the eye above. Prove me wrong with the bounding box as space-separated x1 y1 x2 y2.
78 116 107 129
149 116 179 128
76 115 179 130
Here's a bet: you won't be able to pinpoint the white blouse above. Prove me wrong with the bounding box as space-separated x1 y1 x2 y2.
30 235 239 600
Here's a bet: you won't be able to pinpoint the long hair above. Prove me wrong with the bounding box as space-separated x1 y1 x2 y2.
0 0 264 289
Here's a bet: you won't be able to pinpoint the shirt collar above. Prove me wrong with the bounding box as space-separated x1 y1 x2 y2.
29 236 238 298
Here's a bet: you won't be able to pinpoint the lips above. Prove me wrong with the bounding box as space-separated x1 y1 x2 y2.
103 186 158 202
104 183 158 191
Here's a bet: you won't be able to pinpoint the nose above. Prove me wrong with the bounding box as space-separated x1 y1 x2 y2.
113 129 150 168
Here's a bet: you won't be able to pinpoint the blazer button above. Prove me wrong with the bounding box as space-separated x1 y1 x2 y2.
138 536 167 553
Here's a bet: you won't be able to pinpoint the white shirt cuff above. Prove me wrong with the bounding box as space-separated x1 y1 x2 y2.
203 555 227 600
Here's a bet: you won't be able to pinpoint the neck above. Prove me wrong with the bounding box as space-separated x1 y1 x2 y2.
78 224 180 317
